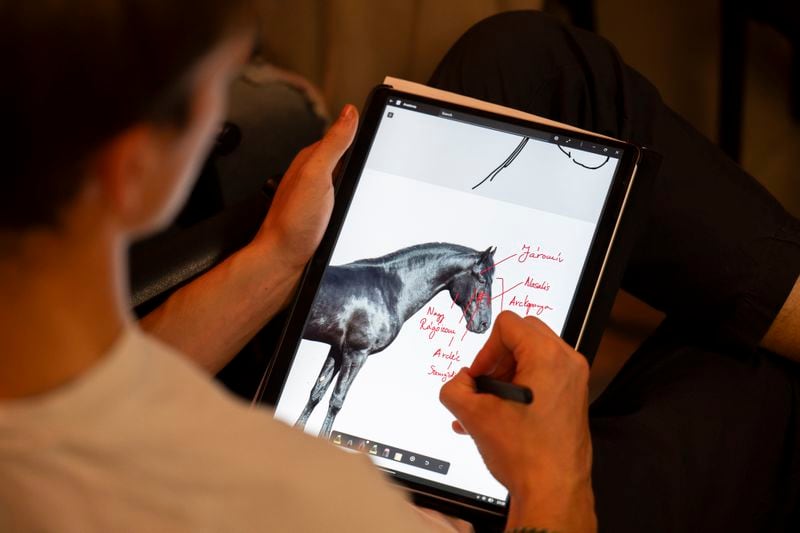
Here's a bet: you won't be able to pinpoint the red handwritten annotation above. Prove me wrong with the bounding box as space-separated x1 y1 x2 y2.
418 243 562 381
433 348 461 362
419 318 456 339
508 294 554 316
524 276 551 291
428 365 456 382
517 244 564 264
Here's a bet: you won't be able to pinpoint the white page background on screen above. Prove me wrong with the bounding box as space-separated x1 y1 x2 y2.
365 105 618 225
274 169 597 501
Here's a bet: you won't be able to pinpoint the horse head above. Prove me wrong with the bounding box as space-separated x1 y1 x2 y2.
448 246 496 334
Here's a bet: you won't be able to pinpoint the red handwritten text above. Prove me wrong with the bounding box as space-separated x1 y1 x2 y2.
419 318 456 339
524 277 551 291
508 294 554 316
432 348 461 362
426 306 445 324
428 365 456 383
517 244 564 264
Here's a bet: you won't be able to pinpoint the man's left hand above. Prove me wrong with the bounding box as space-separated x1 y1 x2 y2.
253 104 358 271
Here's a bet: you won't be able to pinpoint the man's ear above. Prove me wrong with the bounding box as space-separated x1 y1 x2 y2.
89 125 155 227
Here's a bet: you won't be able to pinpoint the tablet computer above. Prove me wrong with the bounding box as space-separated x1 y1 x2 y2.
254 80 640 519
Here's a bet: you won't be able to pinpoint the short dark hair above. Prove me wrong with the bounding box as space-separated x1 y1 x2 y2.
0 0 250 229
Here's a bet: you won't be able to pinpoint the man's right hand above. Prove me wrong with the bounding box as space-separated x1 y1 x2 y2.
440 311 596 533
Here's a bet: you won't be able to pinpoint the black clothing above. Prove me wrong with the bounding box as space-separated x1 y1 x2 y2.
430 11 800 532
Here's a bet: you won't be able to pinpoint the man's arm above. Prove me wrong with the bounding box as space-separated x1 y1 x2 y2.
140 105 358 372
762 276 800 362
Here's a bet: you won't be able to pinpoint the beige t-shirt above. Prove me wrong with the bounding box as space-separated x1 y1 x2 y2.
0 328 434 532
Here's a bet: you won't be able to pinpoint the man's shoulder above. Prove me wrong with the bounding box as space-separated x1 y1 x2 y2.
120 327 308 449
116 331 393 485
108 330 424 530
0 328 424 531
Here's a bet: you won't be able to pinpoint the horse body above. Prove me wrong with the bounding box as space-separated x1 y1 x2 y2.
304 265 403 355
296 243 496 439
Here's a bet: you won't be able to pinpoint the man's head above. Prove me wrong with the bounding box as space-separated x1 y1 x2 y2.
0 0 252 240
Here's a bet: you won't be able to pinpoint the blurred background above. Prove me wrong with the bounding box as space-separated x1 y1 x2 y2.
255 0 799 218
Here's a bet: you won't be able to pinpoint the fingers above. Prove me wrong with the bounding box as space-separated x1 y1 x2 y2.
310 104 359 176
467 311 528 378
439 368 475 426
440 368 499 440
451 420 468 435
469 312 566 381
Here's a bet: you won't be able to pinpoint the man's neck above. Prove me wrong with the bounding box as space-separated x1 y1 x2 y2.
0 225 128 399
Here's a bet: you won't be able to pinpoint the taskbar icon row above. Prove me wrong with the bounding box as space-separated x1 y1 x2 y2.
330 431 450 475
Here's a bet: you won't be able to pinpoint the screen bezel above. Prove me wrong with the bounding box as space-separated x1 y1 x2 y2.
254 85 640 518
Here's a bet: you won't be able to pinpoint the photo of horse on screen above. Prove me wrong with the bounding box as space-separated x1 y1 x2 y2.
295 242 497 438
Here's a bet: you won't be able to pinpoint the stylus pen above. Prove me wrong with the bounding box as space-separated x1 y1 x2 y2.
474 375 534 404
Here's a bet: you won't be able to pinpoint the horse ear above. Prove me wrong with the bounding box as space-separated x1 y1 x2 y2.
484 246 496 257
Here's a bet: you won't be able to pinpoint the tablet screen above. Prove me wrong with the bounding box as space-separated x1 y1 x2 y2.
271 96 624 509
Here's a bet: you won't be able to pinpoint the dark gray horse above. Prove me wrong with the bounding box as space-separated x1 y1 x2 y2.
296 242 496 439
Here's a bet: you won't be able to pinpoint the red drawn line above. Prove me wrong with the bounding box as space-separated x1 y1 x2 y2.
463 290 489 335
492 281 524 301
496 277 505 311
481 253 517 275
450 291 460 309
459 290 481 343
448 336 454 347
458 288 477 324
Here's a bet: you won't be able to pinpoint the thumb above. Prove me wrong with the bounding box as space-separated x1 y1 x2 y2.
440 368 480 427
313 104 358 175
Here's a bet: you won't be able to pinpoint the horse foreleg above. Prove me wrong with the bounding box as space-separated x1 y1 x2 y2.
319 351 368 439
295 347 341 429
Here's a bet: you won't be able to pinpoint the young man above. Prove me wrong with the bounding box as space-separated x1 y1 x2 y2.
0 2 595 532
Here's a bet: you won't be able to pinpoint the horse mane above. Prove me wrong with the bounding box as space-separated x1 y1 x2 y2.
350 242 494 274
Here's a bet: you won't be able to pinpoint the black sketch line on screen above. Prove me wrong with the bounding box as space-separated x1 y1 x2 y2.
295 243 497 439
471 136 529 190
557 144 610 170
472 135 611 191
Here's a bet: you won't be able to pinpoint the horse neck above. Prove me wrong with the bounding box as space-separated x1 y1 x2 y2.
392 251 473 322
